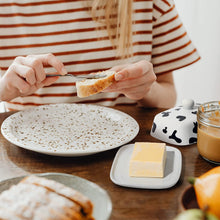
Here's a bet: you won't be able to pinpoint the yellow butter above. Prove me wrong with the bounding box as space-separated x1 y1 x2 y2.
129 142 166 178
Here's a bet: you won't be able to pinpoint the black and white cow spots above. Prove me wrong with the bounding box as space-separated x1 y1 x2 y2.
150 105 198 146
161 111 171 117
176 116 186 121
189 137 197 144
169 130 182 143
151 122 156 133
191 111 197 115
193 122 198 133
174 108 181 111
162 127 168 134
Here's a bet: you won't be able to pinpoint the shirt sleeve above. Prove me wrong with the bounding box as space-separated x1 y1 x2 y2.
151 0 200 74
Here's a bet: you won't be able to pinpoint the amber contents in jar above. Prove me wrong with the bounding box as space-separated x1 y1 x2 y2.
197 101 220 164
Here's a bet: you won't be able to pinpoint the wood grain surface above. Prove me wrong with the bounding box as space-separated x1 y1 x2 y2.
0 106 215 220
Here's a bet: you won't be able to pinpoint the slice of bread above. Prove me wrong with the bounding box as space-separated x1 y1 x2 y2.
76 70 115 98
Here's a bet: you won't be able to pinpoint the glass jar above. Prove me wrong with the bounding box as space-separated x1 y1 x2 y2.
197 101 220 164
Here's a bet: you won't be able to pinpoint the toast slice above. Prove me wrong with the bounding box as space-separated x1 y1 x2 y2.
76 70 115 98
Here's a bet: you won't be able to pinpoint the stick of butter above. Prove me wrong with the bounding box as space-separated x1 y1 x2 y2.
129 142 166 178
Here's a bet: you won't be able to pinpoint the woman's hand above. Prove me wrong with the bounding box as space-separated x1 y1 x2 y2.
104 59 176 108
104 60 156 100
0 53 67 101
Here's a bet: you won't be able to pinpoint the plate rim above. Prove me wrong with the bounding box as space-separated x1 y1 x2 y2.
1 103 139 156
0 172 112 220
110 143 182 189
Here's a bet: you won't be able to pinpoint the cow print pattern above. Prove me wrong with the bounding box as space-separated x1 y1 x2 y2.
189 137 197 144
151 122 156 133
161 111 171 117
191 111 197 114
169 130 182 143
162 127 167 133
150 105 198 146
176 115 186 121
193 122 197 133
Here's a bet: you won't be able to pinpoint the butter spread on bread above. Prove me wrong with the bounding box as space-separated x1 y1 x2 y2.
76 70 115 98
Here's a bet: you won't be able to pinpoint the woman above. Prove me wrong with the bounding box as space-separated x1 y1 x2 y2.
0 0 200 111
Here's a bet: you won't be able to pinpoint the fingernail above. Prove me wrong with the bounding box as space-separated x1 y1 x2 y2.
61 67 67 75
115 73 123 81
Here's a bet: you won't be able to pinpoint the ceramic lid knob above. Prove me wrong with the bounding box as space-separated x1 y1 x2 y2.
182 99 195 110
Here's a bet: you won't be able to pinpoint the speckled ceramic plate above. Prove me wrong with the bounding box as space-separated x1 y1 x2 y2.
0 173 112 220
1 104 139 156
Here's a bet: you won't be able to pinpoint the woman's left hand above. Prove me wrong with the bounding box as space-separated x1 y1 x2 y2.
103 60 157 100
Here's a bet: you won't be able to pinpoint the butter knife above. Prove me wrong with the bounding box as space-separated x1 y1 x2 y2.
46 73 106 79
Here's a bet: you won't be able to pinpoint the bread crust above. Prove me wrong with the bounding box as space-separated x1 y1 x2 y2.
21 175 93 215
76 71 115 98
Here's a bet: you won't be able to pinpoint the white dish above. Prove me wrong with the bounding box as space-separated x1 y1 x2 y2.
0 173 112 220
1 104 139 156
110 144 182 189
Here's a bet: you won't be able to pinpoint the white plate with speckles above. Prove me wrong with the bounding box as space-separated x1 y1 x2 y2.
1 104 139 156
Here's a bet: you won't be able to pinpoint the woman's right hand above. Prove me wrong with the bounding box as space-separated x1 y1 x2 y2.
0 53 67 101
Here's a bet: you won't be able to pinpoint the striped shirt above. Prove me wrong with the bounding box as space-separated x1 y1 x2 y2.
0 0 200 111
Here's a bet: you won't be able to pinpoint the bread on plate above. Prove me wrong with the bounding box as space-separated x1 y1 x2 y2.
0 175 94 220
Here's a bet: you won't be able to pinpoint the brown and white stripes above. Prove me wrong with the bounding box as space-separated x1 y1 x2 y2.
0 0 200 111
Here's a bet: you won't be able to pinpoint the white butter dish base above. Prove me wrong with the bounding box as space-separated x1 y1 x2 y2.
110 144 182 189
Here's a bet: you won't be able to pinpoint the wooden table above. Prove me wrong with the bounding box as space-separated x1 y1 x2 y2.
0 106 215 220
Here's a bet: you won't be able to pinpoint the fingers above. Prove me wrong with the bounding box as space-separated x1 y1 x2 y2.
8 73 31 94
105 74 149 91
105 67 156 93
10 74 58 97
122 84 150 100
30 53 67 75
115 60 154 81
16 56 46 82
42 75 59 87
104 60 157 101
109 64 129 72
1 53 65 100
106 82 150 100
14 53 67 83
9 63 36 85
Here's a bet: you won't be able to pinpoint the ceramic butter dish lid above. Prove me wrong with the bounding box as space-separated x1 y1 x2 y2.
150 99 198 146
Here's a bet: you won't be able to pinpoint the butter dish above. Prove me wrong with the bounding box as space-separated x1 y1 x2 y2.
110 144 182 189
150 99 198 146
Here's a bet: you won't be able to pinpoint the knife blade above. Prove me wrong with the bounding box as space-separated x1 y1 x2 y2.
46 73 106 79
